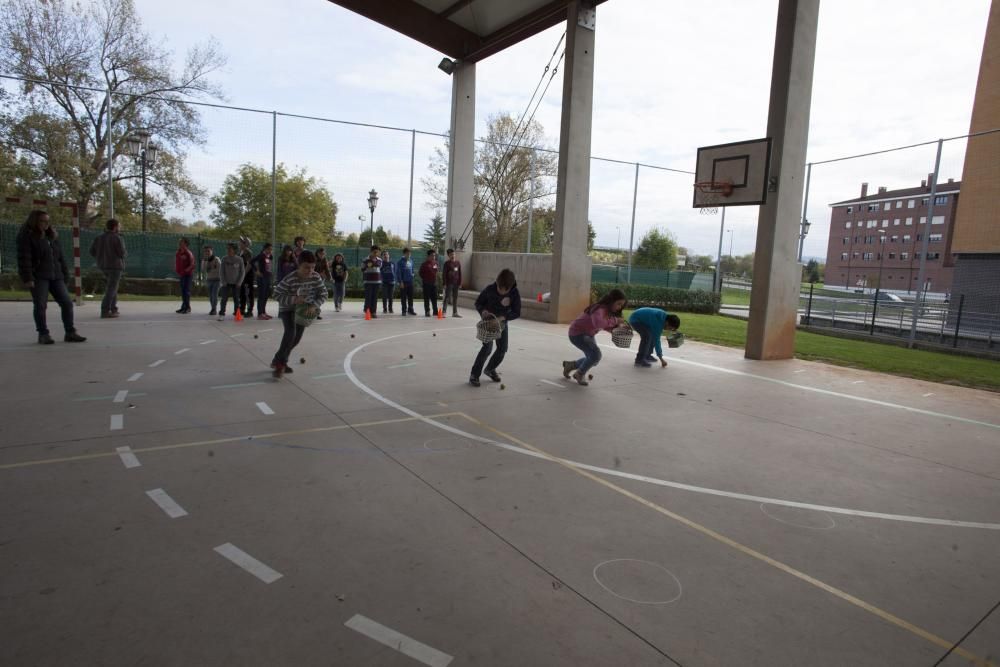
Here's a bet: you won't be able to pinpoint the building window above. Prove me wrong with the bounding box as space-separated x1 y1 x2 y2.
927 252 940 260
841 252 848 260
929 233 942 242
867 204 878 212
888 252 896 259
901 252 909 260
921 197 929 206
934 195 948 205
852 252 860 259
846 206 853 213
903 234 911 242
907 199 915 208
895 201 902 209
893 219 900 226
845 221 852 228
890 235 899 242
867 220 877 228
905 217 913 225
916 234 922 241
842 237 849 245
882 220 889 227
919 217 926 224
883 202 891 211
931 215 945 225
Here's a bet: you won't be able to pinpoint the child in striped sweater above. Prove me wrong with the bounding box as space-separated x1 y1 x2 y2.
270 250 326 378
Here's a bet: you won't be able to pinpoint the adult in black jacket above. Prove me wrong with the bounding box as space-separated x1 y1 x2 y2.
469 268 520 386
16 210 86 344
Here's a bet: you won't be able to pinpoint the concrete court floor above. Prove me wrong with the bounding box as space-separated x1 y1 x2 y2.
0 300 998 667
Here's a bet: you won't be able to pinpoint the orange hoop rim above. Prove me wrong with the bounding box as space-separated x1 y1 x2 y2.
693 180 734 196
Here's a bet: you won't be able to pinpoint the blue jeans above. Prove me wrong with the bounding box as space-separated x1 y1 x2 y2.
102 269 122 314
569 334 602 374
257 276 271 315
272 310 305 366
632 322 655 362
179 274 193 310
364 283 380 314
381 282 395 311
399 281 414 313
31 278 75 335
333 281 345 309
219 284 239 315
207 280 220 312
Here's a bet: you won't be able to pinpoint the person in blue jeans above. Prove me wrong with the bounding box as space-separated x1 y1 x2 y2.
562 288 626 386
16 210 86 344
380 250 396 313
627 307 680 368
396 248 416 315
361 245 383 318
469 268 520 387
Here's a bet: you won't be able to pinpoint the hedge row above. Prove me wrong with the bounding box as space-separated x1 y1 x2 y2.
591 282 720 314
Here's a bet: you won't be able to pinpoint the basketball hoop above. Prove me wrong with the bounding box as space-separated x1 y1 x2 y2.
693 180 733 215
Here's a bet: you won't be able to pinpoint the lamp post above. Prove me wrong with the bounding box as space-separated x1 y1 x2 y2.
798 218 811 263
125 130 159 233
870 229 887 334
367 188 379 243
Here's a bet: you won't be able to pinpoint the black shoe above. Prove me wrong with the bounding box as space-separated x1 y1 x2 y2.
645 355 657 362
469 376 481 387
425 313 431 317
562 361 576 379
408 310 417 316
64 332 86 343
283 364 294 374
38 334 55 345
485 369 501 383
316 315 322 320
272 363 285 379
634 359 652 368
452 313 462 318
401 311 407 317
382 308 387 314
176 308 186 314
209 310 217 316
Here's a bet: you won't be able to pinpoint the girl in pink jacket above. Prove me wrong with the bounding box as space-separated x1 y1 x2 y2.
562 288 627 386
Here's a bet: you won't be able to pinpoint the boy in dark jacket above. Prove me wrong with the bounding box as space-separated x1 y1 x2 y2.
442 248 462 318
380 250 396 313
469 268 520 387
396 248 416 316
218 243 246 321
89 218 126 318
361 245 383 318
17 210 86 344
238 237 256 317
419 250 440 317
252 243 273 319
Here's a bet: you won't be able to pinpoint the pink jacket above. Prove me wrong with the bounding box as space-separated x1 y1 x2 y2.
568 305 621 337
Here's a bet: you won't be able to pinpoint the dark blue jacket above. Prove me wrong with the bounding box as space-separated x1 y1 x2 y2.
396 256 414 283
475 282 521 321
380 259 396 283
17 227 68 283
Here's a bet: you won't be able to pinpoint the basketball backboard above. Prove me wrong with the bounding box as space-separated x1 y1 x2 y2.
693 138 772 208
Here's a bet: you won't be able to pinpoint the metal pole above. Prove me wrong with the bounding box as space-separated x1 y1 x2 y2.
271 111 277 249
797 162 812 262
140 153 147 233
952 294 964 348
107 88 114 218
805 282 814 325
908 138 943 347
370 208 374 241
526 150 535 254
408 129 416 247
870 234 886 334
714 206 726 293
626 162 639 283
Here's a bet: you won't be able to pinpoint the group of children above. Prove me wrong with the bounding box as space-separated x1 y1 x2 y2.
199 238 276 320
357 245 464 318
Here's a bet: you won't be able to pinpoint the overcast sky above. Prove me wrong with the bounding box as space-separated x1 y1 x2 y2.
132 0 992 259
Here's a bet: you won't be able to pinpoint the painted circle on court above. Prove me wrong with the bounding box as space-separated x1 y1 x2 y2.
760 503 836 530
593 559 683 605
422 437 473 453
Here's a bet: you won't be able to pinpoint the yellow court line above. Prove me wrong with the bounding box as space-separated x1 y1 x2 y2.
0 413 462 471
456 412 994 667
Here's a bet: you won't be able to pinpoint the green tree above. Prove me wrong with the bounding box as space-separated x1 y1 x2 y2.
0 0 225 222
359 226 404 248
633 227 678 269
422 212 446 253
210 163 338 245
803 258 822 283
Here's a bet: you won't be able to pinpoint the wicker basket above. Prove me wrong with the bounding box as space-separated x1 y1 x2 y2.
294 303 320 327
476 314 503 344
666 332 685 348
610 323 634 348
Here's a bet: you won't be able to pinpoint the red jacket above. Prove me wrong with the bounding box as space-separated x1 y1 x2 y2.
419 259 439 284
443 259 462 286
175 247 195 276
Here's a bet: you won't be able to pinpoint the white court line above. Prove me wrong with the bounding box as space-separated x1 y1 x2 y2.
793 370 806 374
210 382 267 390
312 372 347 379
200 339 216 345
113 390 128 403
145 488 188 518
213 543 283 583
256 402 274 415
852 380 865 385
539 379 566 389
116 446 141 469
127 372 143 382
343 329 1000 530
923 392 935 397
231 333 246 338
387 362 417 369
174 348 190 355
520 327 1000 432
149 359 165 368
259 328 273 333
345 615 452 667
110 414 124 431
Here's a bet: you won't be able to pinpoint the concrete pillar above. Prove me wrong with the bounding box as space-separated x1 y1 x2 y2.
746 0 819 360
445 61 476 274
549 1 596 323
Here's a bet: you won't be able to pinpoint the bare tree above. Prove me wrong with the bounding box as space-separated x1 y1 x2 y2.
0 0 225 221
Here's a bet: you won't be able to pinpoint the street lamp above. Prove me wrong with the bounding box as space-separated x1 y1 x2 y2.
798 218 811 262
367 188 379 242
870 229 887 334
125 129 159 232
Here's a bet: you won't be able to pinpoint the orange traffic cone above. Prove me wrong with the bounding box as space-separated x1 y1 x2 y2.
234 310 243 322
364 309 371 321
436 308 444 320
